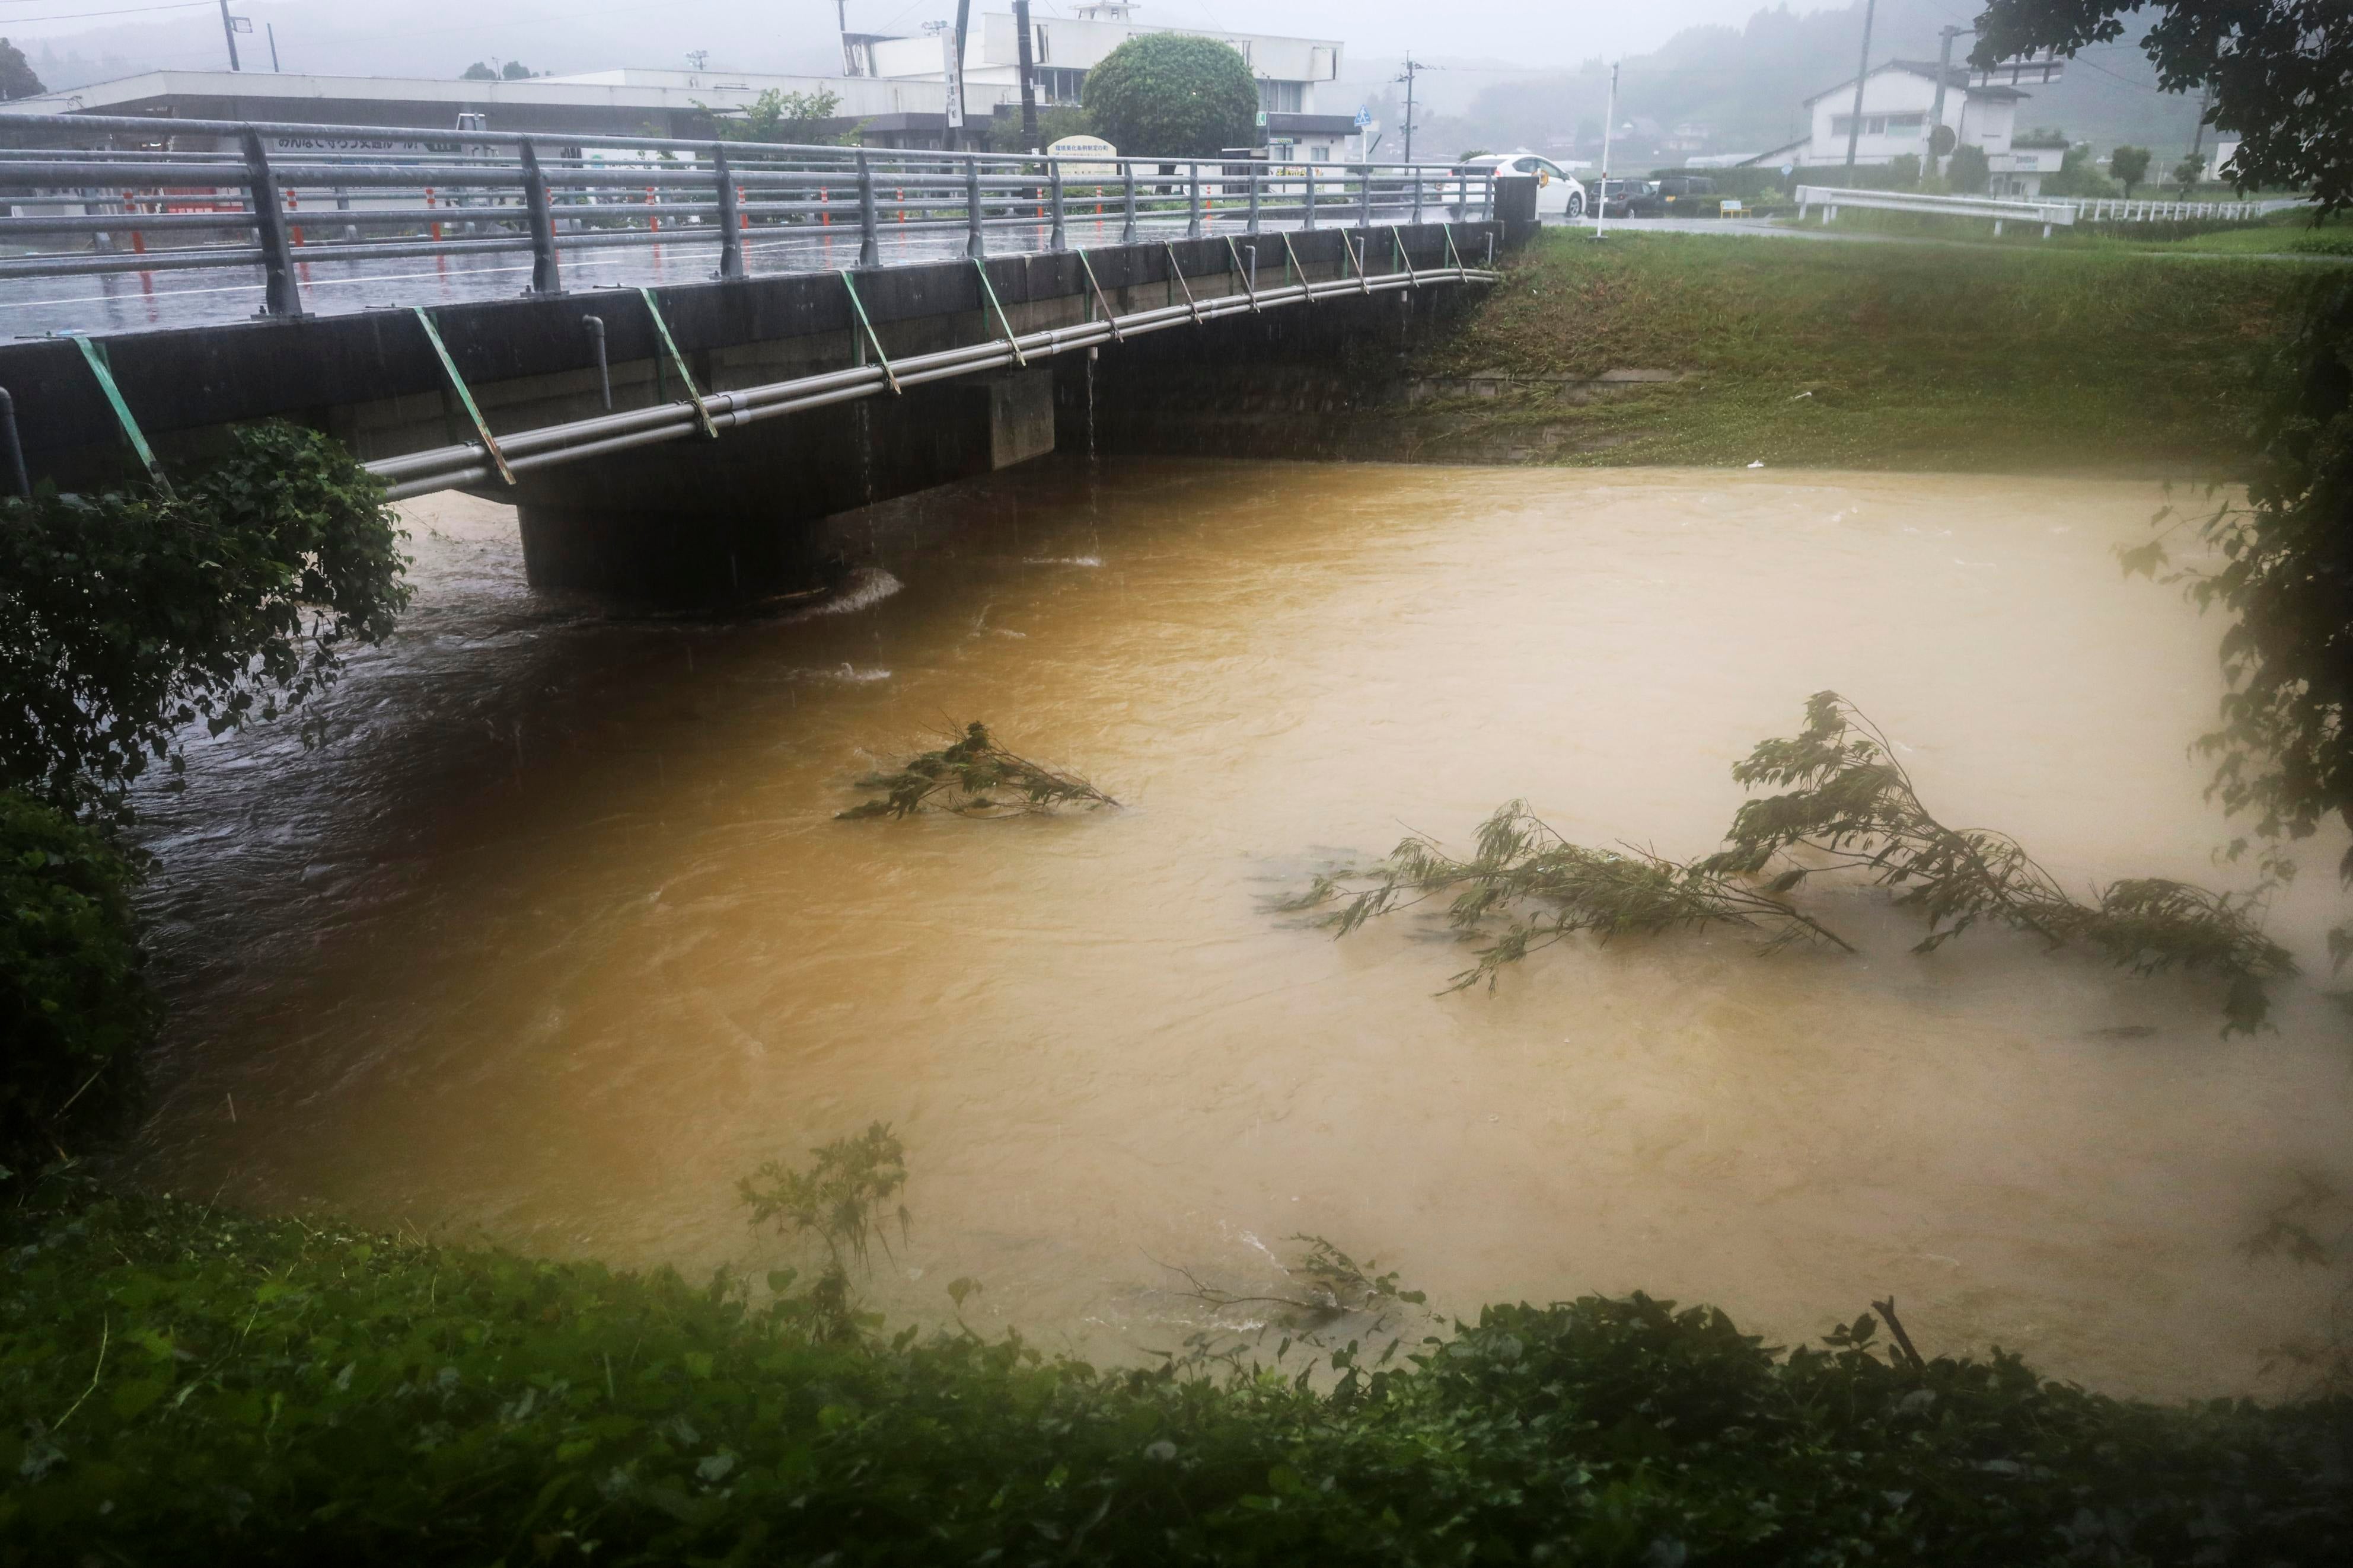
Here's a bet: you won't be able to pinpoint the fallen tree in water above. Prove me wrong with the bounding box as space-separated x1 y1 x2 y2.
838 722 1117 818
1295 692 2297 1032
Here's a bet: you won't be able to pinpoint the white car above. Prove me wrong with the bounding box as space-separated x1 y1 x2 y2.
1455 151 1587 219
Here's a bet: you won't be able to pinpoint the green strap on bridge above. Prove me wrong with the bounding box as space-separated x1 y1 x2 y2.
410 308 514 487
71 335 170 495
1074 248 1124 341
1223 237 1261 314
1162 244 1201 326
1280 233 1312 304
971 258 1028 368
637 288 719 439
838 271 902 395
1389 225 1419 289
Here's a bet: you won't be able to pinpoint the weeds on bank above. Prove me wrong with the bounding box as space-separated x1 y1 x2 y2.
838 722 1116 817
1295 692 2295 1031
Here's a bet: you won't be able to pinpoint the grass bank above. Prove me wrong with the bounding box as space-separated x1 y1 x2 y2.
1405 229 2322 472
4 1181 2348 1564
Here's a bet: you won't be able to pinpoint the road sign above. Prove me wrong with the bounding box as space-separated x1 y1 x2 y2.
1354 107 1372 128
1047 135 1118 180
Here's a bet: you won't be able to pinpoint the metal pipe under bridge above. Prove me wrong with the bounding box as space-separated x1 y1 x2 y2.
0 113 1515 595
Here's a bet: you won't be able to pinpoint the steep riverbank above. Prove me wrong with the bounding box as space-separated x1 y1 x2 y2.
1083 231 2323 473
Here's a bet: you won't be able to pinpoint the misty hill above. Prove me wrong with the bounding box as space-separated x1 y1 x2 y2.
1385 1 2209 167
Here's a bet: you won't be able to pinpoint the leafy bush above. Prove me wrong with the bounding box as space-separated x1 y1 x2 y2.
1948 142 1991 194
0 420 407 824
2 1183 2347 1563
837 722 1118 817
0 793 154 1175
1080 33 1258 159
2125 279 2353 969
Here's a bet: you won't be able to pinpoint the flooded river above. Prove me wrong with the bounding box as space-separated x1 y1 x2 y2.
130 459 2350 1400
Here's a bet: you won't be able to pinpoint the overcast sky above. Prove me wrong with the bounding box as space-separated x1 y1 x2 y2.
0 0 1943 78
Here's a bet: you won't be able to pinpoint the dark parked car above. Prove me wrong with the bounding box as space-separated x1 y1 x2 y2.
1630 174 1721 215
1582 178 1651 217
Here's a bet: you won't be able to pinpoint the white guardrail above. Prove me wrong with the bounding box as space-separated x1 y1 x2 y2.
1796 184 2290 238
1796 185 2075 237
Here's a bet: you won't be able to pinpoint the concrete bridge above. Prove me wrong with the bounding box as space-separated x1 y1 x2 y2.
0 114 1518 596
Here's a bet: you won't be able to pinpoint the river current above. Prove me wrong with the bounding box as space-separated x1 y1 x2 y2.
129 459 2352 1399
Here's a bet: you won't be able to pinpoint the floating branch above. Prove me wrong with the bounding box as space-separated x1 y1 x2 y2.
1297 692 2295 1031
1284 801 1854 994
837 721 1117 819
1700 692 2295 1034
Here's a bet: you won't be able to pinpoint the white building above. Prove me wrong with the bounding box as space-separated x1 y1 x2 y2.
852 4 1366 161
1746 58 2039 190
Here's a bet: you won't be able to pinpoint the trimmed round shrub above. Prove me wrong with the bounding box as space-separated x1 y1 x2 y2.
1 791 154 1173
1081 33 1259 160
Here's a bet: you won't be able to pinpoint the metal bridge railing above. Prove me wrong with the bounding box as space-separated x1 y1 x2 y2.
0 112 1496 318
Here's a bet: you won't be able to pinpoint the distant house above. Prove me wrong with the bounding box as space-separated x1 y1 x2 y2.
1741 58 2032 181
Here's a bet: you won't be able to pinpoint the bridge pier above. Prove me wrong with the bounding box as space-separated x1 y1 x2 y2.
510 366 1056 598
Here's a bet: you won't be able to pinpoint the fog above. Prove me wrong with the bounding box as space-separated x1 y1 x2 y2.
12 0 1920 85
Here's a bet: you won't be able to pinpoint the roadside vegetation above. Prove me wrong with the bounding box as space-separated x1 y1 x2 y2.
1413 229 2317 471
5 1164 2349 1564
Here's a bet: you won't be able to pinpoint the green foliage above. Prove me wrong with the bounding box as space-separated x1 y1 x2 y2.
707 87 851 144
1300 694 2293 1031
0 37 43 100
1976 1 2348 212
838 721 1117 818
1947 142 1991 194
3 1181 2348 1563
459 61 496 81
1704 692 2295 1033
737 1122 908 1275
1285 802 1853 995
1080 33 1259 160
0 420 408 825
2112 143 2153 196
0 793 154 1175
2046 143 2119 200
2122 279 2353 970
2172 153 2207 195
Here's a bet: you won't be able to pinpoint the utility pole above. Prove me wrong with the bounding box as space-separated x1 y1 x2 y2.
1925 24 1969 179
948 0 972 152
837 1 860 76
1395 55 1422 165
1012 0 1040 151
217 0 241 72
1593 60 1617 239
267 23 280 73
1842 0 1877 186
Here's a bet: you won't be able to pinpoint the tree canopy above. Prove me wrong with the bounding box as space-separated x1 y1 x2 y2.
1973 1 2351 212
1080 33 1259 160
2110 143 2151 195
708 87 850 144
0 37 44 101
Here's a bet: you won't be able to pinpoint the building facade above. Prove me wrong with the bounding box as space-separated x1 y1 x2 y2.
854 4 1364 161
1747 59 2044 191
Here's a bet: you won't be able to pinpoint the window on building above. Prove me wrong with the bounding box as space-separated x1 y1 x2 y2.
1032 26 1049 63
1257 79 1302 113
1038 66 1086 105
1888 113 1924 131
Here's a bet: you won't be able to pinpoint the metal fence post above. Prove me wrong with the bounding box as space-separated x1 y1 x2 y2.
712 144 744 280
239 129 301 318
1303 164 1317 229
519 140 562 295
1121 161 1138 244
1048 157 1067 250
1411 167 1424 225
1188 161 1204 238
1481 173 1494 223
964 155 986 257
856 149 881 267
1247 172 1261 234
1358 163 1373 229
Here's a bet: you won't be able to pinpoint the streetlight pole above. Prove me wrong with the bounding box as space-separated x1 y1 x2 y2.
1593 61 1617 239
1842 0 1877 186
216 0 242 72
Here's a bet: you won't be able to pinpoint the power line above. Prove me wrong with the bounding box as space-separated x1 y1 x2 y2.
0 1 212 19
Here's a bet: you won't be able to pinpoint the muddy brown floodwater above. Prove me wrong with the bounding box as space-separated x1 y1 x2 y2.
129 459 2351 1400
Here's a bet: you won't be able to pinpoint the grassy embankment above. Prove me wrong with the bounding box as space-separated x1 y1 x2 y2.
1407 227 2327 471
4 1179 2349 1563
